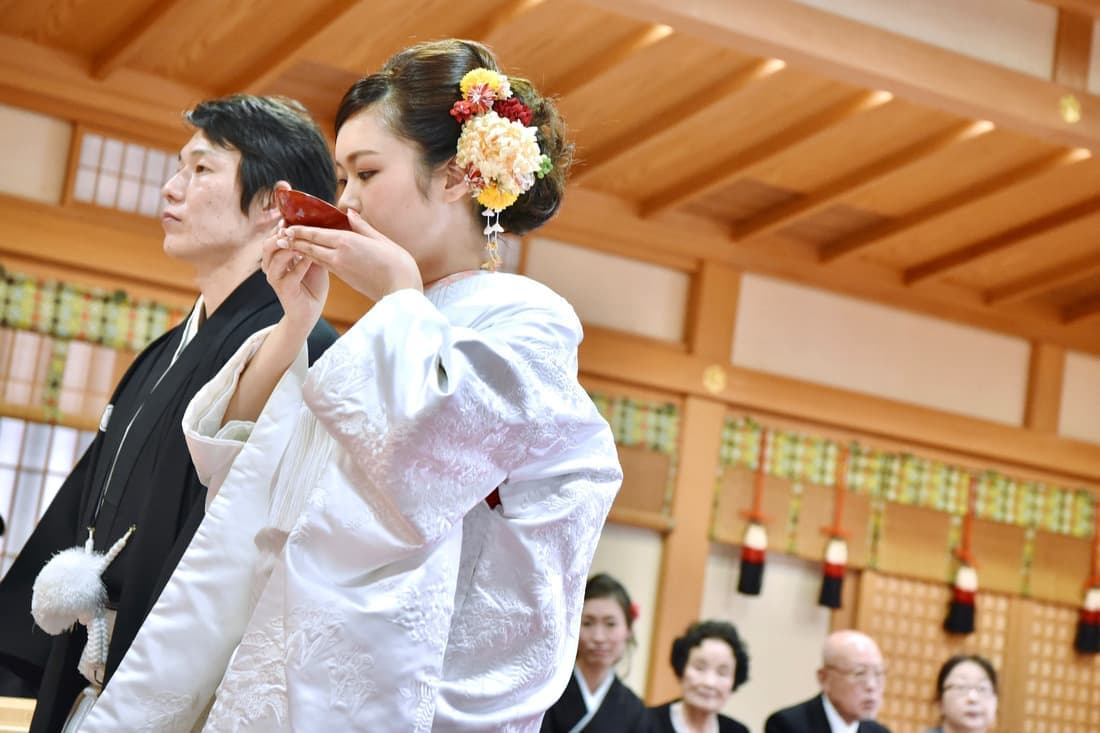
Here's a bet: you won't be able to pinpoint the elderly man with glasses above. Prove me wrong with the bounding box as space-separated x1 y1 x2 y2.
765 630 892 733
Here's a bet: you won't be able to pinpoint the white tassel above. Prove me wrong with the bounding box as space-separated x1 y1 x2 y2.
31 526 135 684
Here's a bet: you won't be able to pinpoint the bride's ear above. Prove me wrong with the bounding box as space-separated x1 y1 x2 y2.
441 159 470 203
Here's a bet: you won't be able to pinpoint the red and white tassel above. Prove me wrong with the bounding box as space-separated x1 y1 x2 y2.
818 537 847 609
1074 587 1100 654
737 522 767 595
944 563 978 634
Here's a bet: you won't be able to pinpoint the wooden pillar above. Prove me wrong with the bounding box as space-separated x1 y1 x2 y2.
1024 341 1065 432
1052 9 1093 89
645 262 741 702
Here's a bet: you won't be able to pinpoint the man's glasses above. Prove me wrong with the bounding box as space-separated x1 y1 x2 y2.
825 665 886 684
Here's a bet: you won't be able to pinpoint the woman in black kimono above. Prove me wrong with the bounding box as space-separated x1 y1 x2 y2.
542 573 650 732
649 620 750 733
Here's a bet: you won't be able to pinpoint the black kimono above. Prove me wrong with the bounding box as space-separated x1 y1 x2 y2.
0 270 338 733
649 702 749 733
542 670 651 733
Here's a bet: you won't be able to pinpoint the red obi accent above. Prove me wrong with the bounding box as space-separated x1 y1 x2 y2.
952 588 976 604
741 547 765 564
1081 609 1100 624
823 562 846 579
485 488 501 509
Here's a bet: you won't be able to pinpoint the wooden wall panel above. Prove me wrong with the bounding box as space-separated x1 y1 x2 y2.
711 468 792 548
1029 531 1093 605
792 481 873 568
971 517 1028 595
876 504 953 583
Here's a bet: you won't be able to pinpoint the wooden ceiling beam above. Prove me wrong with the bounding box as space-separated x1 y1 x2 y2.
904 194 1100 285
223 1 365 95
1063 293 1100 322
640 89 891 217
584 0 1100 149
550 24 673 98
91 0 186 80
734 119 993 244
985 250 1100 304
819 148 1090 263
570 57 786 185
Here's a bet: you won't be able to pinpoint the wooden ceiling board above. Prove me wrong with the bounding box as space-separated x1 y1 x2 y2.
942 213 1100 289
746 100 959 193
1042 272 1100 307
862 157 1100 269
585 70 855 198
0 0 152 54
682 178 798 224
558 36 749 157
842 128 1060 217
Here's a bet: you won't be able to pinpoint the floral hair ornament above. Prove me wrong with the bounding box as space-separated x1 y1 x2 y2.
451 68 552 270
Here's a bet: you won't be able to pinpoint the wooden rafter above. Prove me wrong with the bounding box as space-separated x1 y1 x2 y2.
550 23 673 97
584 0 1100 149
640 90 892 217
985 249 1100 304
904 195 1100 285
222 1 365 95
91 0 187 80
734 119 993 243
819 148 1091 263
1063 293 1100 322
570 57 786 185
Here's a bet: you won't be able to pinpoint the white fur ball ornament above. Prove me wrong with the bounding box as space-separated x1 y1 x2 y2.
31 527 135 636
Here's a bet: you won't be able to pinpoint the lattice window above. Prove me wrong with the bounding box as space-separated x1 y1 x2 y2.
857 571 1010 733
70 129 176 218
0 325 122 429
0 417 95 575
1017 600 1100 733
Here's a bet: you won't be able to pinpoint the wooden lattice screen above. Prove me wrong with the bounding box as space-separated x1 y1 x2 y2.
855 571 1100 733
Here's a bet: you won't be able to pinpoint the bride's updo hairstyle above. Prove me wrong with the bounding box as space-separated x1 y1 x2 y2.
335 39 572 236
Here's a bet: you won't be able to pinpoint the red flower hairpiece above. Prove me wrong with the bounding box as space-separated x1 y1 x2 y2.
630 602 640 621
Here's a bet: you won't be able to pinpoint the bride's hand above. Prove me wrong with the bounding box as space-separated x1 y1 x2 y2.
282 210 423 302
262 224 329 336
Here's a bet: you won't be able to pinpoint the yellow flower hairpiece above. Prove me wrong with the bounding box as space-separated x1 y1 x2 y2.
450 68 551 270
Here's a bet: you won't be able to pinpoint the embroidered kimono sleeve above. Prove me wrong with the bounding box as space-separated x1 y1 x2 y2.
303 287 589 548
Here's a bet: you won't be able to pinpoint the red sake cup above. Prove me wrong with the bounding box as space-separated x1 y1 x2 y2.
275 189 352 231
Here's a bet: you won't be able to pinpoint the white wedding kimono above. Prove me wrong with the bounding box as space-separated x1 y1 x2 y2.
80 271 621 732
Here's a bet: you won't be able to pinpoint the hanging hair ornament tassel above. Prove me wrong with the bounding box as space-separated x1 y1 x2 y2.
818 445 850 609
451 68 551 271
1074 499 1100 654
944 474 979 635
737 429 772 596
31 525 136 683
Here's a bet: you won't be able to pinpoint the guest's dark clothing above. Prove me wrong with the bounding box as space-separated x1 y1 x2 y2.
765 695 891 733
650 701 749 733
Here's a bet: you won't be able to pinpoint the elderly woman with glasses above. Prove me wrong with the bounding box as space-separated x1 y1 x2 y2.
924 655 998 733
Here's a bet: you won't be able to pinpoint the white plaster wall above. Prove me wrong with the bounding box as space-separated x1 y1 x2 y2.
732 274 1030 425
791 0 1056 79
0 104 71 204
524 237 690 342
701 547 831 731
1059 350 1100 445
587 523 664 698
